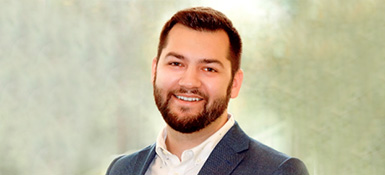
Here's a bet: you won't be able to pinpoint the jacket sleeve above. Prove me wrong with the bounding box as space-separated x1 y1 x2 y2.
272 158 309 175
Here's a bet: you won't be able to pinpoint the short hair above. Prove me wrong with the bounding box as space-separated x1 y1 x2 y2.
156 7 242 77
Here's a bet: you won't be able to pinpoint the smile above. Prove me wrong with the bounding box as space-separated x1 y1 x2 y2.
175 95 203 102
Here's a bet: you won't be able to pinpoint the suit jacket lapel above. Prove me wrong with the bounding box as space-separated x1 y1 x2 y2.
198 123 250 175
135 144 157 175
131 123 249 175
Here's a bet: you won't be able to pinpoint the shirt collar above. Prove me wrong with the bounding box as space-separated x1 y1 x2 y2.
155 114 235 166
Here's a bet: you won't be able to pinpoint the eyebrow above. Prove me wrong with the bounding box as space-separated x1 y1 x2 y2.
165 52 225 68
199 59 225 68
165 52 185 60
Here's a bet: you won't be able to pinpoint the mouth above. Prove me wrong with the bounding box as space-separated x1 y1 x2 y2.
174 95 204 102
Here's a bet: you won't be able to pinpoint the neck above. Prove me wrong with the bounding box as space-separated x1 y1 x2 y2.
165 112 228 160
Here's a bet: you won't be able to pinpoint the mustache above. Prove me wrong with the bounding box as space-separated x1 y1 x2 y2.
171 88 208 99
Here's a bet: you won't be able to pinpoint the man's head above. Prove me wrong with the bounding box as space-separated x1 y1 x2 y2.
152 7 243 133
156 7 242 78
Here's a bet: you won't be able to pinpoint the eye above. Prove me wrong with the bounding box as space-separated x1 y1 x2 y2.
203 67 217 72
169 62 182 67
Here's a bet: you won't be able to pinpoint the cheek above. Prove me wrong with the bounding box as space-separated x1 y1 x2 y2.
155 71 178 89
203 80 229 98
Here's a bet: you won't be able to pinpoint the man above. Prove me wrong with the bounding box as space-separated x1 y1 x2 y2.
106 7 309 175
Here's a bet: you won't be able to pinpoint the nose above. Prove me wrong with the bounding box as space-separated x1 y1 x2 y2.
178 67 201 89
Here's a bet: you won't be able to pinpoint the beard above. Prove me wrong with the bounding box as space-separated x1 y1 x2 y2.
153 82 232 134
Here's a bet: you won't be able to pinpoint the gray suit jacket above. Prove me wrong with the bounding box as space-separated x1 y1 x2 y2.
106 123 309 175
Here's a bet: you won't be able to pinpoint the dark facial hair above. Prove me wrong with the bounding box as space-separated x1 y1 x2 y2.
153 75 233 133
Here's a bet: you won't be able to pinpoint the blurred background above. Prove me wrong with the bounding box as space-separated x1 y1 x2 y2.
1 0 384 174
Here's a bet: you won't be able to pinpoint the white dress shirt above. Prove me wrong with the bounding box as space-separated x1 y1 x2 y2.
145 114 235 175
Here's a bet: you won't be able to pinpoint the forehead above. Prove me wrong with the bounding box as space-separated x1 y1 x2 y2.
161 24 231 65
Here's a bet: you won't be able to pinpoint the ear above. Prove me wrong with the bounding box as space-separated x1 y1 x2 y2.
230 69 243 98
151 57 158 83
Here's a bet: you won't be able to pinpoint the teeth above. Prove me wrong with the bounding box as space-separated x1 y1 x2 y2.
176 95 202 102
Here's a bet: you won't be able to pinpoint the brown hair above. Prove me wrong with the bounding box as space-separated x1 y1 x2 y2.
156 7 242 77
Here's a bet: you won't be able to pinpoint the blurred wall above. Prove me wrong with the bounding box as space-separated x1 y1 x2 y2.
0 0 384 175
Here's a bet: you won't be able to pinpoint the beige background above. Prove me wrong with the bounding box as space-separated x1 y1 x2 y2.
0 0 384 174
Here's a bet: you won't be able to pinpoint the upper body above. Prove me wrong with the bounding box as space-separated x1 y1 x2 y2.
107 7 308 175
106 121 309 175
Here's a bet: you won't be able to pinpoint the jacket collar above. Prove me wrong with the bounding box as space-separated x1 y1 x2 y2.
198 122 249 174
136 144 156 175
135 122 249 175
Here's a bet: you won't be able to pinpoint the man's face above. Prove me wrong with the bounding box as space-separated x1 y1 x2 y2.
152 24 242 133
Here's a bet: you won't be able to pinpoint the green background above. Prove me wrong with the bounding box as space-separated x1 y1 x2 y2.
1 0 384 174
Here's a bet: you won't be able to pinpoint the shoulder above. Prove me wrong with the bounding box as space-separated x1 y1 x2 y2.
244 138 309 175
106 144 156 175
247 138 290 165
223 123 308 174
272 157 309 175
